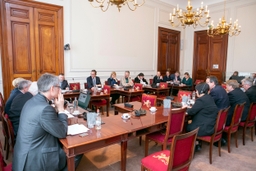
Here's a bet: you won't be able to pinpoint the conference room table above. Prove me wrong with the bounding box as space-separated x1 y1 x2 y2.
59 102 171 171
142 86 169 97
110 88 144 102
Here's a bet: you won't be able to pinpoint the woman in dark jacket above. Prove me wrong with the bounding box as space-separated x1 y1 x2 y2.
187 83 219 136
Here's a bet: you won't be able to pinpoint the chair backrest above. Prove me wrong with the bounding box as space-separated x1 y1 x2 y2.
164 108 187 147
1 112 8 140
0 140 7 171
141 94 157 107
246 102 256 124
177 90 192 102
4 115 15 148
221 83 227 90
149 79 153 85
215 107 230 136
69 82 80 90
0 92 5 108
159 82 168 88
194 79 204 85
103 85 111 94
229 103 245 131
167 128 199 171
84 83 88 89
134 83 143 90
105 81 109 85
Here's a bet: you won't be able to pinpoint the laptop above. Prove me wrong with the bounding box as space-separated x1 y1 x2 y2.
78 92 91 110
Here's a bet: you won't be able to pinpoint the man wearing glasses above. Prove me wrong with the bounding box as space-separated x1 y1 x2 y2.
13 73 81 171
242 78 256 103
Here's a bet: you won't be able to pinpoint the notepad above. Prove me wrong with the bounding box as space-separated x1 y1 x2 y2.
67 124 90 135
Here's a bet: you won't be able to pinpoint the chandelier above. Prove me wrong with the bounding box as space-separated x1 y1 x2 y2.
88 0 145 12
207 0 241 37
169 0 210 28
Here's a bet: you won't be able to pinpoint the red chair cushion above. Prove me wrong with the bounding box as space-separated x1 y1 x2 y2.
141 150 170 171
147 132 173 144
198 134 222 142
224 125 239 132
4 164 12 171
239 122 255 127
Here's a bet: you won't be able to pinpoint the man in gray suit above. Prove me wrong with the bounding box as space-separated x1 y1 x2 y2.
13 73 68 171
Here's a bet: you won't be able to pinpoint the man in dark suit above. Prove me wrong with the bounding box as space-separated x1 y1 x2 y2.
5 80 31 115
242 78 256 103
153 71 163 84
206 76 230 110
163 70 172 82
170 71 181 84
8 82 38 137
87 69 102 90
58 73 69 90
187 83 219 136
226 80 250 126
13 74 82 171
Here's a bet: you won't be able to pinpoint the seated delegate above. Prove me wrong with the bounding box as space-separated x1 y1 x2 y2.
170 71 181 84
181 72 193 86
120 71 134 87
87 69 102 91
134 73 148 85
58 73 69 90
152 71 163 84
163 70 172 83
187 83 219 137
107 71 120 105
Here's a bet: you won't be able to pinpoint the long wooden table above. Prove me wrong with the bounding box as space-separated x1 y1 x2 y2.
60 102 170 171
142 86 169 97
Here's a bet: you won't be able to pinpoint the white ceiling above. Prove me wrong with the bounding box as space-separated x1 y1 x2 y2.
160 0 224 8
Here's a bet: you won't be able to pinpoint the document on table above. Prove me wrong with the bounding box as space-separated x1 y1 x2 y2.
67 124 90 135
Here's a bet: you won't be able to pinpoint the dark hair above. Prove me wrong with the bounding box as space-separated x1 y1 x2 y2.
138 73 144 77
91 69 97 75
207 76 218 85
59 73 64 76
184 72 190 77
233 71 239 75
195 83 209 95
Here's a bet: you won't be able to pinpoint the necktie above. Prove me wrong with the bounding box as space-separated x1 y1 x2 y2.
93 78 96 86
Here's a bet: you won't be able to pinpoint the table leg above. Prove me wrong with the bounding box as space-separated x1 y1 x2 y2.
67 156 75 171
121 141 127 171
106 98 109 117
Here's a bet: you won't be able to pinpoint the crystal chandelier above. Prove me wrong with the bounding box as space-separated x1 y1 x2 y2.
88 0 145 12
169 0 210 28
207 0 241 37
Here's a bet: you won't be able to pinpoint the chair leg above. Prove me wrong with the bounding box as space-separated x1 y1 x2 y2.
218 140 221 157
5 142 9 160
4 137 7 150
227 133 231 153
209 141 213 164
141 165 145 171
242 127 246 145
251 127 254 141
145 138 149 157
235 131 238 148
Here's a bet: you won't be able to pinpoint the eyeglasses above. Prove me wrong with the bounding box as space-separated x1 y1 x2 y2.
54 85 61 89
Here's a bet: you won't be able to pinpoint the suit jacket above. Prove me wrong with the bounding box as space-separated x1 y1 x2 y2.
4 88 22 115
121 77 134 87
8 92 33 137
181 77 193 86
170 74 181 82
227 88 250 125
245 85 256 103
153 76 163 84
187 94 219 136
60 80 69 90
13 93 68 171
209 85 230 110
134 77 148 84
107 77 119 87
163 75 172 82
87 76 101 89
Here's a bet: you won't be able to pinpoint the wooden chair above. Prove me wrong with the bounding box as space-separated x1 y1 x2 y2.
177 90 192 102
105 81 109 85
1 112 10 160
5 115 15 149
0 141 12 171
84 83 88 89
197 107 230 164
90 85 111 116
144 108 187 156
223 103 245 153
239 102 256 145
159 82 168 88
69 82 80 90
141 128 199 171
141 94 157 108
194 79 204 85
149 79 153 85
221 83 227 90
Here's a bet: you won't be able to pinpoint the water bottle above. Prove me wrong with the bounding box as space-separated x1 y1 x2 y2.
192 91 196 100
73 97 78 111
95 109 101 130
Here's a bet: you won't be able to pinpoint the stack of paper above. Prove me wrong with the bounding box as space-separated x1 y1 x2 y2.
67 124 90 135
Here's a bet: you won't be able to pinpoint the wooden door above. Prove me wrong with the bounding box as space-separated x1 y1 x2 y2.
193 30 228 83
0 0 63 98
158 27 180 75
